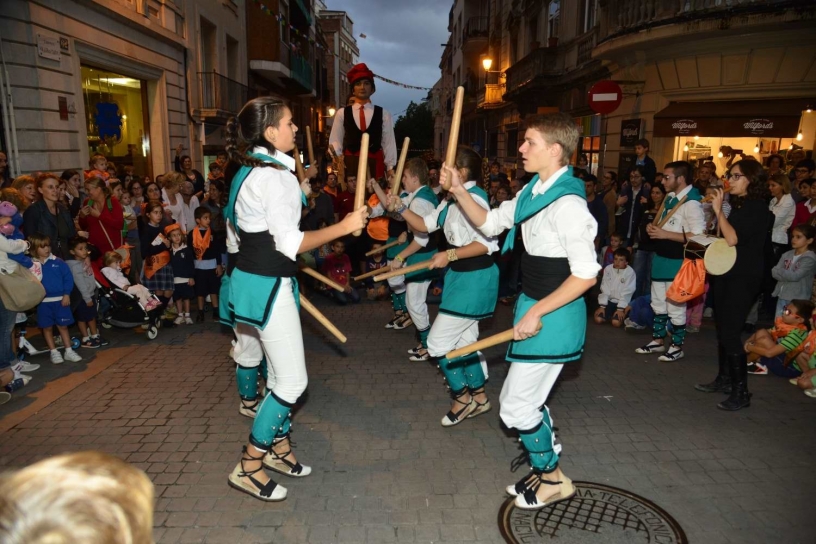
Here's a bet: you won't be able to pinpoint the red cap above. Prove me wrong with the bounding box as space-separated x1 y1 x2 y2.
347 63 375 91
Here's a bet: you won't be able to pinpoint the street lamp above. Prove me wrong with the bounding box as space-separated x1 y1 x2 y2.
482 58 493 71
328 107 336 117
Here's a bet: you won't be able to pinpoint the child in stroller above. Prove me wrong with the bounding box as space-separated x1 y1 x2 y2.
95 259 163 340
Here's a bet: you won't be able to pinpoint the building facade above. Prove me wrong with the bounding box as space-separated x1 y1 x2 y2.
0 0 247 179
434 0 815 180
317 5 359 113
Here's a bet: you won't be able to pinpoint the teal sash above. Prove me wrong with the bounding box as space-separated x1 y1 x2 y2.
438 185 489 228
501 167 585 254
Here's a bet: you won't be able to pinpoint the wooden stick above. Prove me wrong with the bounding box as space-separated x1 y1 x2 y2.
373 260 433 282
446 329 514 360
305 126 315 166
299 294 347 343
364 239 401 257
300 266 344 292
293 144 306 182
353 133 370 237
352 267 385 282
441 86 465 190
389 137 410 205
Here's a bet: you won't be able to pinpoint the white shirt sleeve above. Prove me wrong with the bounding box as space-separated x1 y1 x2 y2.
772 194 795 243
598 265 612 306
683 200 706 236
328 108 345 156
479 198 517 237
619 266 637 307
409 196 437 248
423 201 446 235
369 201 385 219
470 193 500 255
553 196 601 280
248 171 304 261
381 109 397 171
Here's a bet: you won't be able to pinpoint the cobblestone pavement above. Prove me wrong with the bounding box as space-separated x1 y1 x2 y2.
0 296 814 544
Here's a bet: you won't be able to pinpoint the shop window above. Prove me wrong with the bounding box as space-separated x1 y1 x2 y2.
578 135 601 176
548 1 560 39
81 65 150 179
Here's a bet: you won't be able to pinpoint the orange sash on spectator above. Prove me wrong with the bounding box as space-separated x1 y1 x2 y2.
144 252 170 279
366 194 388 241
770 316 806 342
785 328 816 366
192 228 211 260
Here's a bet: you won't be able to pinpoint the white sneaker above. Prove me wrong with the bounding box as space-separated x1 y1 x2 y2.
13 360 40 373
184 315 194 325
703 307 713 318
50 349 64 364
658 345 684 362
174 315 185 325
635 340 666 354
63 348 82 363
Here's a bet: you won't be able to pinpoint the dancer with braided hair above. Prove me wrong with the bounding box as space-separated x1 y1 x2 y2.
221 97 368 501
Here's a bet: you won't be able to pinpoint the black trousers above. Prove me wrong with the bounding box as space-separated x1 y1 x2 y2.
710 273 762 354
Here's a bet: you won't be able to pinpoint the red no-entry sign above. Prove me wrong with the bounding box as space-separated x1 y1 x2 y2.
589 80 623 115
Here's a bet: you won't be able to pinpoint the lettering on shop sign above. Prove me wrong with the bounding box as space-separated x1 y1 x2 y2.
499 481 687 543
620 118 642 147
37 34 61 61
671 119 697 135
744 118 774 135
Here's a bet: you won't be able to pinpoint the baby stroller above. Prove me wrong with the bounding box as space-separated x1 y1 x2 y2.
94 268 163 340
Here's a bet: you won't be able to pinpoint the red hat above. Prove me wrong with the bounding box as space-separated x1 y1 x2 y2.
347 63 375 92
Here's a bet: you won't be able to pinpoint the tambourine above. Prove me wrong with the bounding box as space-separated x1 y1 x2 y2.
685 236 735 275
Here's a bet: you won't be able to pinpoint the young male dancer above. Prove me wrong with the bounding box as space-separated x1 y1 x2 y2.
445 113 599 510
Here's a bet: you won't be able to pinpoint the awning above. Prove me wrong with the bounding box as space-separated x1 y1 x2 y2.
653 99 809 137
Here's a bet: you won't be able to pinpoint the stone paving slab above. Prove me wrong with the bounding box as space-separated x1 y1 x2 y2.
1 296 814 543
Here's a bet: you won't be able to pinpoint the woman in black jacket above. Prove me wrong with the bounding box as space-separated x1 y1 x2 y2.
22 173 77 260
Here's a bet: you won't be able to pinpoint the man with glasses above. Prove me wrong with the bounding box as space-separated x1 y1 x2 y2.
635 161 705 362
792 159 816 203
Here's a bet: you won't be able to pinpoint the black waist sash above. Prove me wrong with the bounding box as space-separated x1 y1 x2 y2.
235 231 297 277
449 246 493 273
521 253 571 301
653 238 684 260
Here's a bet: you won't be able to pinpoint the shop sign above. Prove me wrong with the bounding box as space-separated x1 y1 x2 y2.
744 118 774 135
671 119 698 135
620 118 642 147
37 34 61 61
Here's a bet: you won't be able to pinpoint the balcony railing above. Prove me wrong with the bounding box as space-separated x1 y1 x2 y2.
290 52 313 92
604 0 800 42
504 48 558 95
477 84 505 109
463 16 488 41
577 30 597 65
198 71 250 114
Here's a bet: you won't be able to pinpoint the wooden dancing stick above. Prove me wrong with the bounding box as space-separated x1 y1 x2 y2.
353 267 386 282
446 330 514 360
293 144 307 182
364 239 401 257
373 259 433 282
353 133 370 237
305 126 316 166
441 86 465 191
446 323 542 360
299 294 347 343
300 266 344 292
389 137 410 207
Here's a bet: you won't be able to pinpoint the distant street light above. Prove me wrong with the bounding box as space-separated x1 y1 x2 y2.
482 58 493 71
328 107 336 117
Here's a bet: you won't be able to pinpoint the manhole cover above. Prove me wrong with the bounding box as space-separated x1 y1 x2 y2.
498 481 687 543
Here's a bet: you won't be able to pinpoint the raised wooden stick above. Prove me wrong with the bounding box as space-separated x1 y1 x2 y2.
364 239 401 257
293 144 306 182
441 86 465 190
353 267 387 282
446 329 514 360
389 137 410 208
373 260 433 282
353 133 370 237
299 294 347 343
305 126 315 166
300 266 344 292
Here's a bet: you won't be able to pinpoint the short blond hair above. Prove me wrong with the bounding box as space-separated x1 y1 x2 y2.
0 451 154 544
525 112 580 166
770 172 791 195
161 171 184 191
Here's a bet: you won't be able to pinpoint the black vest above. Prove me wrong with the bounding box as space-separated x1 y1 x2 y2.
343 105 383 153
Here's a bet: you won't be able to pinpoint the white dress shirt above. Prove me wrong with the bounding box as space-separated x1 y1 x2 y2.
329 102 397 170
226 147 303 261
598 264 636 308
480 166 601 280
370 185 436 247
769 193 795 245
424 181 499 254
659 184 705 236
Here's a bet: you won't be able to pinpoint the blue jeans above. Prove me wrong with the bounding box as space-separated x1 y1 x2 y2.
333 288 360 305
0 297 17 370
632 250 654 298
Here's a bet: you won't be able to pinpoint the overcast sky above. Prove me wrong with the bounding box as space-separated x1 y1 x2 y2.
325 0 450 119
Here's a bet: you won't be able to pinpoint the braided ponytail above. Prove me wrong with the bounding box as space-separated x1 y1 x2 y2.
225 97 289 170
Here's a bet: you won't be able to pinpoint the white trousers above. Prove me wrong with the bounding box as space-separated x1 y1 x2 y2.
427 313 488 379
386 259 406 294
406 279 431 330
651 280 686 325
233 279 308 404
499 362 563 430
